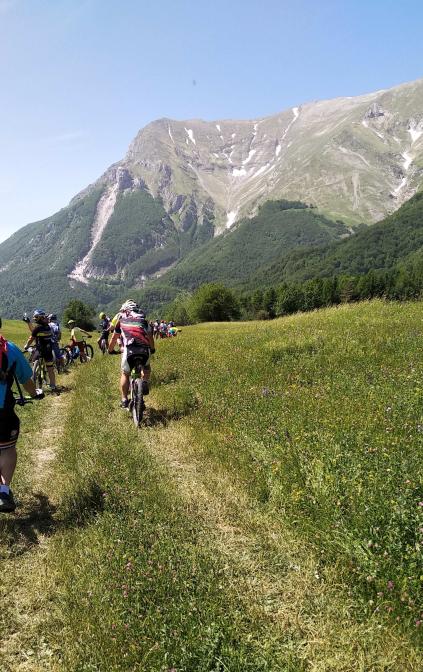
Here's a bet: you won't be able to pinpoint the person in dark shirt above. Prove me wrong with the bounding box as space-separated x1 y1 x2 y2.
97 312 111 350
23 309 58 391
0 316 44 512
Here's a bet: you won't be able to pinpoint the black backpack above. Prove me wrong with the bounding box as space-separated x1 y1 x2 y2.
0 349 16 410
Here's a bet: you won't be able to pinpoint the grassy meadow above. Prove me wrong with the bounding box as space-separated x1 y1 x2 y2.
0 302 422 671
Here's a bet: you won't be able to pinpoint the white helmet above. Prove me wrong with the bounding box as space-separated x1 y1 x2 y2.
120 299 138 313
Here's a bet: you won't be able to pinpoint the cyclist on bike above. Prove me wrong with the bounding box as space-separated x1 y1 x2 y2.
23 309 58 392
48 313 65 367
67 320 92 362
0 316 44 513
107 300 155 409
97 312 111 351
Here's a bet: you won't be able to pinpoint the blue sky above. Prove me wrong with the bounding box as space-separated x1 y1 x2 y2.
1 0 422 242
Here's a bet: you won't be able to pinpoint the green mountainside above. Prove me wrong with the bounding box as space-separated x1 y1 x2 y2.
249 191 423 287
158 201 349 290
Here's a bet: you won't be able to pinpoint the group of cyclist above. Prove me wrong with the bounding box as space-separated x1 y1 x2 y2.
152 319 178 339
0 299 175 512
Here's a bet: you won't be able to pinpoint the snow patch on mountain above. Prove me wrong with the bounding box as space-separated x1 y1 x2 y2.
243 149 256 165
409 126 423 143
226 210 238 229
185 128 196 145
232 167 247 177
281 107 300 142
402 152 412 170
168 126 174 143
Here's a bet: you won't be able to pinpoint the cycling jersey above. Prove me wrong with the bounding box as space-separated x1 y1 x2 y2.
31 324 54 365
99 318 110 337
114 312 152 348
49 321 61 343
70 327 86 342
0 341 32 411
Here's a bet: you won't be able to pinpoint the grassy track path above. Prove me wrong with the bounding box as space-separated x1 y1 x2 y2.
0 304 422 670
0 372 76 670
143 414 420 671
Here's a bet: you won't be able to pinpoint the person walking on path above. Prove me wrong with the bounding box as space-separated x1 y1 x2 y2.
0 317 44 513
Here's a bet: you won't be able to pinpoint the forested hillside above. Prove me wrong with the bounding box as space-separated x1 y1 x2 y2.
155 200 349 289
252 191 423 286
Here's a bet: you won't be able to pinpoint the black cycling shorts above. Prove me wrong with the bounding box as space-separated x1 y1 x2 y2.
39 343 54 366
0 410 20 450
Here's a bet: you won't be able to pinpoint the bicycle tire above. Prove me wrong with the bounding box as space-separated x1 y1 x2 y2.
32 360 43 388
132 378 144 428
85 343 94 361
64 346 76 365
100 339 107 354
56 348 68 372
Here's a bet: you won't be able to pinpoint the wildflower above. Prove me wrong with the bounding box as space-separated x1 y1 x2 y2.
387 581 394 590
416 620 422 628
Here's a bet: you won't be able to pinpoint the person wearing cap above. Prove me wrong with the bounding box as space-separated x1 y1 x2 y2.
67 320 92 362
97 312 111 350
0 317 44 512
23 309 58 391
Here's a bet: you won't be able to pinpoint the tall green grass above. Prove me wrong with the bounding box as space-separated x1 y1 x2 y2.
152 301 422 633
1 304 422 670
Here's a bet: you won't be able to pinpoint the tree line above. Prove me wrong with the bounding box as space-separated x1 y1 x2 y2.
165 263 423 324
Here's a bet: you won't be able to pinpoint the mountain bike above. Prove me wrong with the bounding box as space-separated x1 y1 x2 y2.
99 335 108 354
23 347 48 389
128 356 148 428
64 339 94 364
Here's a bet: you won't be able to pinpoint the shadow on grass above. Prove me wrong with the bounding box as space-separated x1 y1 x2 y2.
143 403 196 427
0 482 106 558
60 481 105 527
0 492 57 557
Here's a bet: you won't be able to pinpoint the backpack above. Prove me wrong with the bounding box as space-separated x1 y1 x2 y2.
121 312 151 348
0 337 16 410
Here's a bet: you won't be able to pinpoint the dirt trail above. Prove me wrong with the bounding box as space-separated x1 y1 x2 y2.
0 374 75 670
30 385 72 494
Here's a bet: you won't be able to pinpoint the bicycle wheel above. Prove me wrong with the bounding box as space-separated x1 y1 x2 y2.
100 338 107 354
64 346 76 365
85 343 94 361
32 360 43 388
131 378 145 428
56 348 68 372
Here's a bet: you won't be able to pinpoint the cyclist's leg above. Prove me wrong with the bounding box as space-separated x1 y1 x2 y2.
46 363 57 388
0 411 20 511
80 341 87 362
120 348 131 406
140 354 151 394
44 345 57 388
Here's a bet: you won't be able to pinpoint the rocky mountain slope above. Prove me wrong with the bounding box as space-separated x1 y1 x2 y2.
0 77 423 315
122 77 423 235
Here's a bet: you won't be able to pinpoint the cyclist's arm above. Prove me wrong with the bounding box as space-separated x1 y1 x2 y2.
23 335 35 349
108 331 119 352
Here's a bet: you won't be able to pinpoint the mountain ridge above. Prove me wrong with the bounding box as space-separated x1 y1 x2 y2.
1 77 423 315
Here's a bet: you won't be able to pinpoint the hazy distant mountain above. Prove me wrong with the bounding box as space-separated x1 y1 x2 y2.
1 77 423 315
